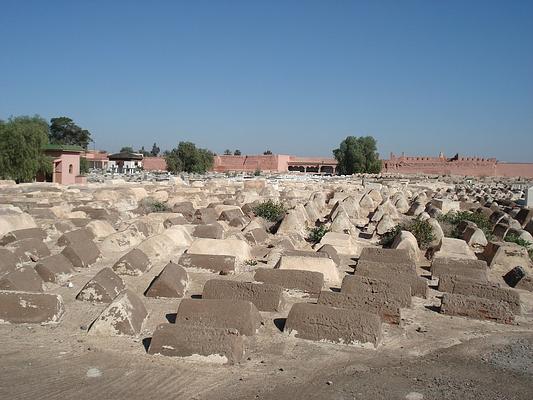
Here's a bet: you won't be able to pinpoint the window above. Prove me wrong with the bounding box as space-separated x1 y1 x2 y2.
69 164 73 174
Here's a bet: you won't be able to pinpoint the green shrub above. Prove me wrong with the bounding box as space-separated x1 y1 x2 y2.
379 224 402 248
505 234 532 248
140 199 170 213
438 211 493 239
404 218 435 250
244 259 258 266
254 168 261 176
253 200 286 222
307 225 329 243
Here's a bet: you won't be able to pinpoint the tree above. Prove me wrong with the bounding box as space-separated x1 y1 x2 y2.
333 136 382 175
138 146 150 156
49 117 92 149
120 146 135 153
150 143 160 157
165 141 214 174
0 115 52 183
223 149 232 155
234 149 241 156
80 157 89 174
263 150 272 155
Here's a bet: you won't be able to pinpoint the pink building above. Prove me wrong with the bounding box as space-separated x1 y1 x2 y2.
213 154 338 174
38 144 86 185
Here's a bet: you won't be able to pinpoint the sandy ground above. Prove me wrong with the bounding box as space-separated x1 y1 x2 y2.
1 240 533 400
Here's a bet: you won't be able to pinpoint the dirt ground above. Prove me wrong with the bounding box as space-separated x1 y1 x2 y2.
1 246 532 400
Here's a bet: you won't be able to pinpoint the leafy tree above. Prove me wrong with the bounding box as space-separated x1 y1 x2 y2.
120 146 135 153
234 149 241 156
165 141 214 174
333 136 381 174
151 143 160 157
80 157 89 174
0 115 52 183
49 117 92 149
223 149 232 155
263 150 272 155
138 146 150 156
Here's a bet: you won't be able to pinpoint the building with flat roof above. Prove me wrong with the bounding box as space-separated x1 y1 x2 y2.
38 144 86 185
212 154 338 174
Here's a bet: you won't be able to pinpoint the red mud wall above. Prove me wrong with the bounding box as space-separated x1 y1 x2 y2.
213 155 286 172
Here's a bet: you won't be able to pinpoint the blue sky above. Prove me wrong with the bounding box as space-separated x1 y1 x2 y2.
1 0 532 161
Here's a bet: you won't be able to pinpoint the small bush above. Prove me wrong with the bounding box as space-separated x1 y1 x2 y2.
254 168 261 176
379 224 402 248
404 218 435 250
140 199 170 213
438 211 493 239
244 259 258 266
505 234 532 248
307 225 329 243
253 200 286 222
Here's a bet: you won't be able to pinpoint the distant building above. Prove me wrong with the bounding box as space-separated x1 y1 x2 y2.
83 150 109 170
143 157 167 171
382 152 533 178
213 154 338 174
38 144 86 185
108 151 143 174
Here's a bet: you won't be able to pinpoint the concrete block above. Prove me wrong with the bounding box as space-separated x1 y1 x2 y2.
244 228 269 245
480 241 530 268
284 303 382 347
515 208 533 228
0 291 64 324
202 279 285 312
35 254 74 284
440 293 515 324
187 238 252 261
145 262 189 298
316 244 341 266
176 298 261 336
276 255 340 283
254 268 324 295
89 289 147 336
179 253 236 273
57 228 94 246
0 248 18 275
77 267 126 303
112 248 151 276
148 323 245 363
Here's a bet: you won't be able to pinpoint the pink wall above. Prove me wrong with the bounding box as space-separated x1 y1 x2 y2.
143 157 167 171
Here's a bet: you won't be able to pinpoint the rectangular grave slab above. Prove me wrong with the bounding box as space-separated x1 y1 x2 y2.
145 262 188 298
176 299 261 336
148 323 245 364
35 254 74 284
112 248 151 276
284 303 382 347
440 293 514 324
0 291 64 324
77 267 125 303
178 253 236 273
202 279 285 312
253 268 323 295
318 291 401 325
341 275 412 308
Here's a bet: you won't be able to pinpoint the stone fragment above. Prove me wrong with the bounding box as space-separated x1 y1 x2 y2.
61 239 100 268
0 248 19 275
202 279 285 312
176 299 261 336
148 323 245 363
192 223 224 239
0 291 64 324
89 290 147 336
431 257 488 281
145 262 189 298
284 303 382 347
187 238 252 260
341 274 412 307
112 248 152 276
9 238 51 262
77 267 126 303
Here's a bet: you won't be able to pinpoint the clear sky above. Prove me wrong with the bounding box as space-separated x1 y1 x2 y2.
1 0 532 161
